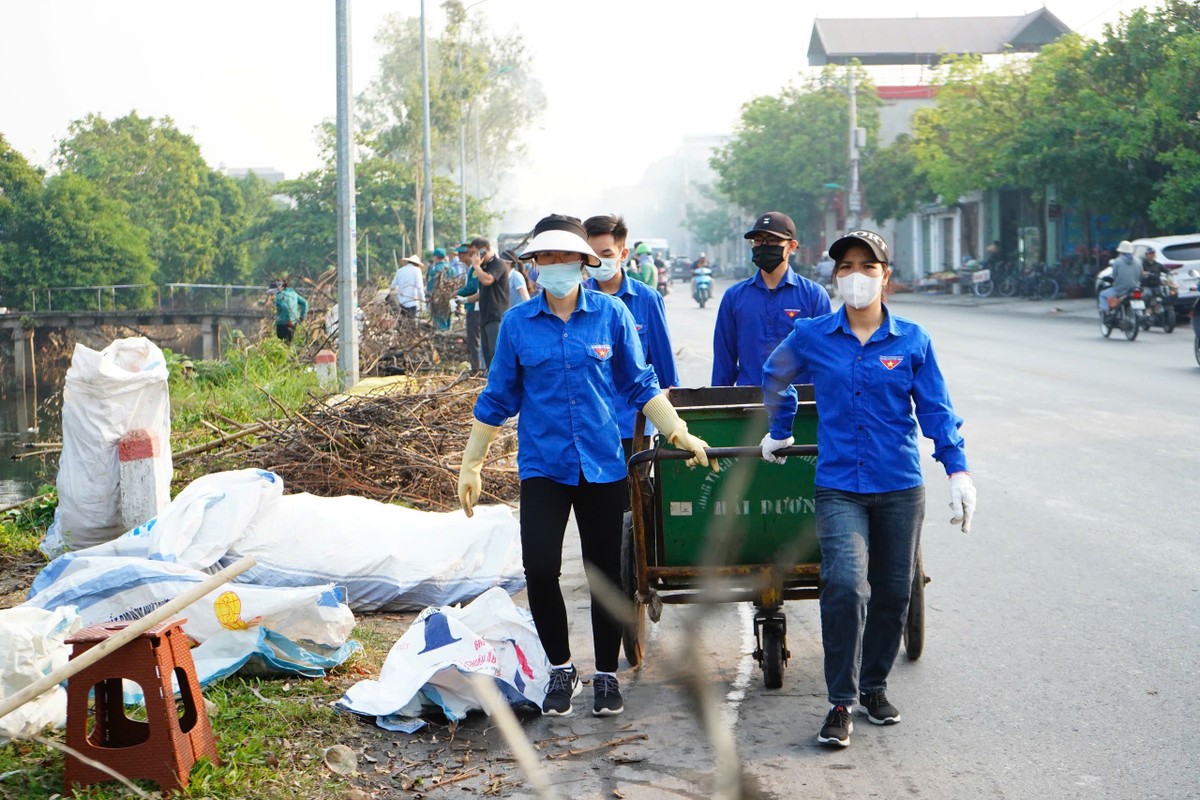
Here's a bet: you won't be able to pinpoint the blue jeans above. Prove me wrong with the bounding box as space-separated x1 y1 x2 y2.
815 485 924 707
1098 286 1122 313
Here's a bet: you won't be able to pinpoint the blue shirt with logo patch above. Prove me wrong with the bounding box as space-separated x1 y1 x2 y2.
762 305 968 493
712 268 831 386
474 289 662 485
583 274 678 438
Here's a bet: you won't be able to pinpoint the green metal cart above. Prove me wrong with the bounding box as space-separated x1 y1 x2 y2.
623 385 927 688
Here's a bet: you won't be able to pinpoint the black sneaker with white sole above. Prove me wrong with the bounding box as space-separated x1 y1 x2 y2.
592 673 624 716
541 666 581 716
859 689 901 725
817 705 853 747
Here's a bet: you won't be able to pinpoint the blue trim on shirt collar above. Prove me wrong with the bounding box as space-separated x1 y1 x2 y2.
522 285 595 318
751 267 800 290
824 304 899 340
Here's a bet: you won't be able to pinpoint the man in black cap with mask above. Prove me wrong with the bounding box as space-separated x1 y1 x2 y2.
712 211 830 386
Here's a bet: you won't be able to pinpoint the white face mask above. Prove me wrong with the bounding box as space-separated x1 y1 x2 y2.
837 272 884 309
586 258 620 282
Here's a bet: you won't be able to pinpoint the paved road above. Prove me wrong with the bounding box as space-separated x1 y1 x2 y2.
372 280 1200 799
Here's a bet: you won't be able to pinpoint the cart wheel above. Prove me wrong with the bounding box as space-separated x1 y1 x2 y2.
761 620 785 689
619 512 646 667
903 550 926 661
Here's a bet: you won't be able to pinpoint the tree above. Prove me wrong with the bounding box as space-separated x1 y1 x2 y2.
0 134 46 296
710 66 880 242
683 184 738 249
55 112 248 284
32 173 155 307
861 134 935 224
359 0 545 244
253 156 495 284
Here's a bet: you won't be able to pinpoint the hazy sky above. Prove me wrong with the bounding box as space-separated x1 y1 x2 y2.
1 0 1159 218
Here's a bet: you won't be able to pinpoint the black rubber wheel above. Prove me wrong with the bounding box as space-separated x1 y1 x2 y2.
903 550 926 661
1164 307 1176 333
762 621 784 689
619 512 645 667
1194 336 1200 367
1100 311 1114 338
1037 277 1059 301
998 277 1018 298
1123 306 1139 341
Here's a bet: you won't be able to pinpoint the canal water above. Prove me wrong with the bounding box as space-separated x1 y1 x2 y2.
0 383 57 505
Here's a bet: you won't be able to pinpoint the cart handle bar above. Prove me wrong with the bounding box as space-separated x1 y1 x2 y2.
628 444 816 467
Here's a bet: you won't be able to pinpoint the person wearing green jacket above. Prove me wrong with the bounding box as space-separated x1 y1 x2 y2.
272 280 307 343
629 241 656 286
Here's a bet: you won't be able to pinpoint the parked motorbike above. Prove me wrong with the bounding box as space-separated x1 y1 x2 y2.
1099 288 1143 341
657 265 670 297
1139 279 1177 333
692 267 713 308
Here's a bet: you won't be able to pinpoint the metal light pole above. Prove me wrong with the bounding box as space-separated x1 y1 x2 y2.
335 0 359 388
420 0 435 252
458 48 467 241
847 67 862 231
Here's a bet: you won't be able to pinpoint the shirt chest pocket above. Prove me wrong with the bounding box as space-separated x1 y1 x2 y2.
518 347 554 370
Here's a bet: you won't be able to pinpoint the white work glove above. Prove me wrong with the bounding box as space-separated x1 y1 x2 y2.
760 433 794 465
458 419 500 518
948 472 976 534
641 394 719 472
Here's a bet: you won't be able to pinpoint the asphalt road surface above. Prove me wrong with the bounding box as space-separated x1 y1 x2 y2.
370 280 1200 800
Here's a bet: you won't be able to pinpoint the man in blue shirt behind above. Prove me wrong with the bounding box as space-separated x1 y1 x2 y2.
712 211 830 386
582 214 679 466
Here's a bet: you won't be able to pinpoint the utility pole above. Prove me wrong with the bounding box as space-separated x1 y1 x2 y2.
847 67 862 231
420 0 435 253
458 49 467 241
335 0 359 388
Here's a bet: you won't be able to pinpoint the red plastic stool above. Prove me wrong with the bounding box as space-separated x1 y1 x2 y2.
64 618 219 793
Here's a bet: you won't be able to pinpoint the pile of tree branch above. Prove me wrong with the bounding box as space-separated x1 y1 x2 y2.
247 373 517 511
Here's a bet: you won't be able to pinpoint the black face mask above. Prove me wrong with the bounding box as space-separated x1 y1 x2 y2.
751 244 786 271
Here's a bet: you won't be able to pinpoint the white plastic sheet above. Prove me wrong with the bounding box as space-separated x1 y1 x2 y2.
336 587 549 731
0 606 81 743
43 337 172 557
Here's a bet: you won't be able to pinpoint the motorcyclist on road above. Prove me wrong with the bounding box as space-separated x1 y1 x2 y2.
1098 240 1141 314
1141 247 1167 287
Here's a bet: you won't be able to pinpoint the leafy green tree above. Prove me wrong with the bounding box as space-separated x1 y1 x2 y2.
359 0 544 247
861 134 936 224
710 66 879 241
683 184 738 249
0 133 46 295
55 112 247 284
33 173 155 307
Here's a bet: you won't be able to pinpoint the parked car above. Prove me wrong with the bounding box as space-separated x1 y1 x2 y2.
670 256 693 283
1095 234 1200 312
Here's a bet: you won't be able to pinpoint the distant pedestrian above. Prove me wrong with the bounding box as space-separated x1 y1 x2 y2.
391 254 426 324
271 279 308 343
503 250 531 303
466 236 510 369
454 244 484 372
426 248 452 330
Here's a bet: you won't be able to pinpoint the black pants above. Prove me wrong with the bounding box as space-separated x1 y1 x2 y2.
520 476 627 673
481 319 502 370
275 323 295 343
465 308 482 371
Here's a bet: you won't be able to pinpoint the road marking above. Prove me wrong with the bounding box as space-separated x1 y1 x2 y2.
721 603 757 731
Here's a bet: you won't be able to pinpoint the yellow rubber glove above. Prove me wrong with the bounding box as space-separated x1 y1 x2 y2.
641 393 719 472
458 419 500 517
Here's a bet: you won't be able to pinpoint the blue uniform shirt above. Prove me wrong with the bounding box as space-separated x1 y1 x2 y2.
763 305 968 493
713 268 830 386
474 289 661 485
583 274 679 438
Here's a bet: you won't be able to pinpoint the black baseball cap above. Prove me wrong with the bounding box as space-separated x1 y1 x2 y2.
744 211 796 241
829 230 890 264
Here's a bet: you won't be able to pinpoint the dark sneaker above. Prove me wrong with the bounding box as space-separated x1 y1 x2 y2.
592 673 624 716
817 705 853 747
541 666 581 716
859 689 901 725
